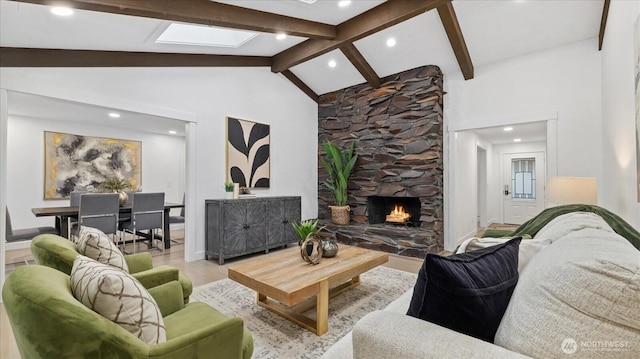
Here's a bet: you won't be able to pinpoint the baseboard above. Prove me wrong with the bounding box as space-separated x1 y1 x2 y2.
6 239 31 251
169 223 185 230
187 250 206 262
487 218 500 225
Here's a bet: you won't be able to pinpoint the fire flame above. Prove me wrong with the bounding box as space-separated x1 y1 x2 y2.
386 204 410 223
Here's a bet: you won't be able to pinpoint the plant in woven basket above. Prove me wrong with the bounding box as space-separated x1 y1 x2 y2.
320 141 357 225
320 141 357 207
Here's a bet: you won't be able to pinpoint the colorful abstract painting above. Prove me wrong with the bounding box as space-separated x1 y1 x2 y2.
44 131 142 199
226 117 270 188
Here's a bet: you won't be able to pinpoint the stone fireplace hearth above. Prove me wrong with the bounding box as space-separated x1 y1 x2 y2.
318 65 444 258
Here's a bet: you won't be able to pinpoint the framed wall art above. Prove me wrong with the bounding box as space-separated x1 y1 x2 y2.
44 131 142 199
226 117 270 188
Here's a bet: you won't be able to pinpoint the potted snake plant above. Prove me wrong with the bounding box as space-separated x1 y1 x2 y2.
320 141 358 225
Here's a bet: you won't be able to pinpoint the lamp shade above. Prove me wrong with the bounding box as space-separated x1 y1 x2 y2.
547 176 597 205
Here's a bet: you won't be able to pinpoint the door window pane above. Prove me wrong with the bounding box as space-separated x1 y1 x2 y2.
511 158 535 199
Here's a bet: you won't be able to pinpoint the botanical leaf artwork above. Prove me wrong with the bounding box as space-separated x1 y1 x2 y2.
44 131 141 199
226 117 270 188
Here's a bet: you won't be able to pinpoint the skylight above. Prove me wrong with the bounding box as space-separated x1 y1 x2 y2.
156 23 258 48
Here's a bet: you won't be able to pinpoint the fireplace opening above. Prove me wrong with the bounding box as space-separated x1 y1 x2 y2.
367 196 421 226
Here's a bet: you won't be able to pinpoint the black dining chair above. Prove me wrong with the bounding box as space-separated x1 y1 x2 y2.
120 192 165 253
5 208 58 242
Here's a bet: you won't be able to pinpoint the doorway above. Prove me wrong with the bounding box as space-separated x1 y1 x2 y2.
501 152 545 225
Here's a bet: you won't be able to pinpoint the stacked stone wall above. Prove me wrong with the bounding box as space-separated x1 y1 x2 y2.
318 65 444 254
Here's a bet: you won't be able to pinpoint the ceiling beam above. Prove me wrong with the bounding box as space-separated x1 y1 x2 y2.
340 43 381 88
281 70 319 103
271 0 448 73
437 1 473 80
0 47 272 67
10 0 336 39
598 0 611 51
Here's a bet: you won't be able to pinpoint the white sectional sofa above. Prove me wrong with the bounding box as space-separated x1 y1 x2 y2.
323 211 640 359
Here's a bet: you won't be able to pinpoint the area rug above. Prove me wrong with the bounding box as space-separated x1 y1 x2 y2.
190 266 417 359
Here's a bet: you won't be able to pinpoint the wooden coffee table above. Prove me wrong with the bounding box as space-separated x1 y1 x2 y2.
227 244 388 336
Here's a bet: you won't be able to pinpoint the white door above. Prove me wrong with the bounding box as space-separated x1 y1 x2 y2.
502 152 545 225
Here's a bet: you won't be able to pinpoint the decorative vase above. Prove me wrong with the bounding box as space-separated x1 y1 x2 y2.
117 191 127 206
233 183 240 199
225 191 234 199
329 205 350 225
322 239 339 257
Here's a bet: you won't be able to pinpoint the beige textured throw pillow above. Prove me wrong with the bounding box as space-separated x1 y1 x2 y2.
77 226 129 272
71 255 166 345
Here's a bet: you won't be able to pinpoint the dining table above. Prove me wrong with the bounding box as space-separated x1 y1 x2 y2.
31 202 184 249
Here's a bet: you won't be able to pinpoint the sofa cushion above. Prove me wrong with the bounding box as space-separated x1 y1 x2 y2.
407 237 521 342
77 226 129 272
70 255 166 345
495 223 640 358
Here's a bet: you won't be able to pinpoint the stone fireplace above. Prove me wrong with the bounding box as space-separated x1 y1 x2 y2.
317 65 444 258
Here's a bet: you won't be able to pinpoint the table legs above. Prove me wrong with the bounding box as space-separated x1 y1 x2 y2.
56 211 171 249
255 275 361 336
55 215 71 239
163 208 172 249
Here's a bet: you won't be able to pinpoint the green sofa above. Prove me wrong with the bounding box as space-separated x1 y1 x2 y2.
31 233 193 303
2 264 254 359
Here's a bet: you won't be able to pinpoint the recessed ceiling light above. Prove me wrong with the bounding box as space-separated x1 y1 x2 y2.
108 112 121 119
156 23 258 48
168 130 177 135
513 138 522 142
338 0 352 7
386 38 396 47
328 60 337 68
51 7 73 16
504 127 513 132
298 0 318 4
276 33 287 40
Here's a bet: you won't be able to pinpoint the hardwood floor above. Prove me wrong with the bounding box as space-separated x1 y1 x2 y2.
1 230 423 358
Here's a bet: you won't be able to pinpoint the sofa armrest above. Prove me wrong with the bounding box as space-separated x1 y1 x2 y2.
147 281 184 316
132 265 179 290
124 252 154 273
353 311 531 359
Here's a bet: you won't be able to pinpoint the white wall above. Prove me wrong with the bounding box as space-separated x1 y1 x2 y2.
6 114 185 229
445 39 603 248
601 0 640 227
451 130 494 243
0 67 319 261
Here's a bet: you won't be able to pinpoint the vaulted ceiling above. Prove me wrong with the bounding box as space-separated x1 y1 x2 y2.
1 0 609 103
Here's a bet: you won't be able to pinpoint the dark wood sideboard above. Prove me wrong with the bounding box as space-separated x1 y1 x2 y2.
205 196 301 264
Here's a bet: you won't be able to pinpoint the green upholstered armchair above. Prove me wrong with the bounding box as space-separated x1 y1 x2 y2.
30 233 193 303
2 265 254 359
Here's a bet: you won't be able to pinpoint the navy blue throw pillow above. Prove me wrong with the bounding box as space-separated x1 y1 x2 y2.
406 237 521 342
